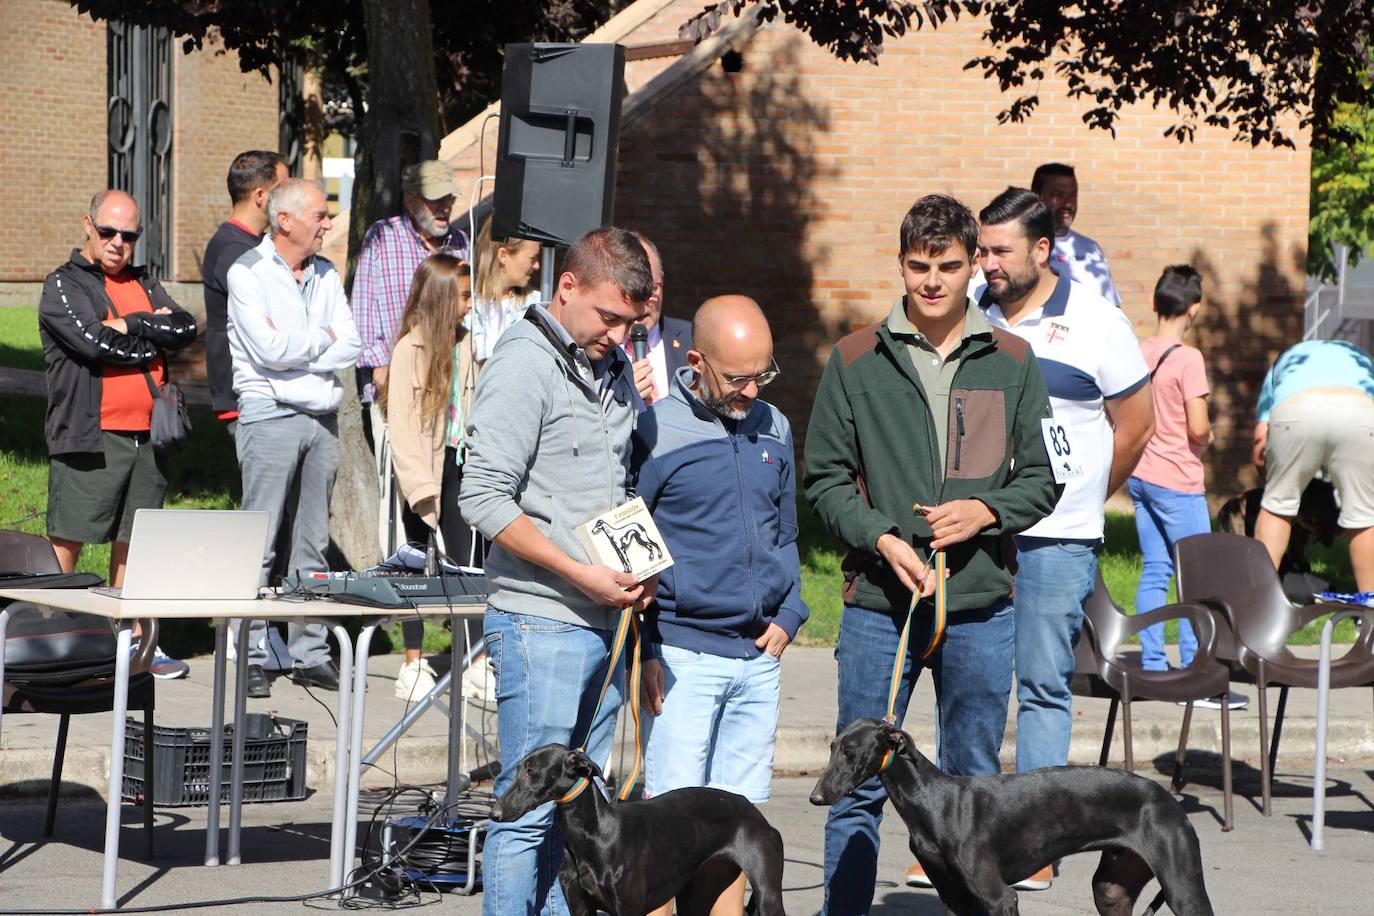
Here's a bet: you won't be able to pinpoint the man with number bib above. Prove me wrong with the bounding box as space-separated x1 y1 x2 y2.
806 195 1059 914
976 187 1154 890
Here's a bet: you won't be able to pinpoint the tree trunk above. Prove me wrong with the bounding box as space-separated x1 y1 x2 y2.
329 0 443 571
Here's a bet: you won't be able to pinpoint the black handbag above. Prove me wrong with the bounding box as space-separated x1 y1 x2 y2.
1 571 118 686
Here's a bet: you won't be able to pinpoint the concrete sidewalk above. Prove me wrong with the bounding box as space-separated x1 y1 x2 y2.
3 644 1372 802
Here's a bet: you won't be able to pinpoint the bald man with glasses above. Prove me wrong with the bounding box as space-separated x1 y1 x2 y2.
631 294 807 916
38 189 198 677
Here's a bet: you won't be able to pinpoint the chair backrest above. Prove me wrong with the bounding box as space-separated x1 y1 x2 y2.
0 531 63 576
1083 571 1132 660
1175 532 1295 660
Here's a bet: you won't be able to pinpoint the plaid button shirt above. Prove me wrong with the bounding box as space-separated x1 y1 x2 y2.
352 214 469 370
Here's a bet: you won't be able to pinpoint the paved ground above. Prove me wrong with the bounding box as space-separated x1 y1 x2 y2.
4 646 1372 801
1 765 1372 914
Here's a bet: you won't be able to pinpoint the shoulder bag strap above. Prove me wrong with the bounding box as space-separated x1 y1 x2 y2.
1149 343 1183 381
103 292 166 398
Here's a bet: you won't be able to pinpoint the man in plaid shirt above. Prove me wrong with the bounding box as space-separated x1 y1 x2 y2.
352 159 470 410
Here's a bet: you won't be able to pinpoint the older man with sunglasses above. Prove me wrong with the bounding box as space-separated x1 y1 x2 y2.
38 189 198 676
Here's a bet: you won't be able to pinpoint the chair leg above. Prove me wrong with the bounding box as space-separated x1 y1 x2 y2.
143 694 155 860
1220 691 1234 832
44 714 71 838
1122 678 1135 773
1256 665 1272 817
1172 701 1195 793
1100 698 1119 767
1269 685 1289 786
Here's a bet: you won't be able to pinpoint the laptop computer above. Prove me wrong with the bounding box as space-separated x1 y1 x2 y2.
93 509 270 600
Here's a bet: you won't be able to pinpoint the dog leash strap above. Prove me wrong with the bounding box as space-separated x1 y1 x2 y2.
558 603 642 805
879 539 946 773
616 612 644 802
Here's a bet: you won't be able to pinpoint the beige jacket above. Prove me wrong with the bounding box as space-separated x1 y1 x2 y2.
386 329 475 529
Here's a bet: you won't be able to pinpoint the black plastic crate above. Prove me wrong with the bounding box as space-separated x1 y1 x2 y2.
122 713 308 807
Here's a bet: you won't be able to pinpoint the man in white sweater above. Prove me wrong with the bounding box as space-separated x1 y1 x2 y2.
227 178 362 697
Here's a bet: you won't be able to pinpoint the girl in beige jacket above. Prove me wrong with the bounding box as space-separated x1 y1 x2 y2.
383 253 476 698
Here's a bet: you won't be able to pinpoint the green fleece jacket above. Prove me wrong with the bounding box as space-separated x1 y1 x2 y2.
804 313 1060 614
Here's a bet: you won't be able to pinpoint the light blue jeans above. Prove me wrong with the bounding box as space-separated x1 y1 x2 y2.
643 644 781 804
482 608 623 916
1128 477 1205 671
1013 536 1099 773
822 600 1014 916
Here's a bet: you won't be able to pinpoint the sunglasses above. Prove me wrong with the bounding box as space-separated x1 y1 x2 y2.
94 224 142 244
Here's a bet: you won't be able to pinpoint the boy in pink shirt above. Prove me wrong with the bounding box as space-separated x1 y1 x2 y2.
1128 267 1213 673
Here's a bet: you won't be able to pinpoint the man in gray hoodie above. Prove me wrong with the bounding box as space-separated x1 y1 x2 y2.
458 226 656 916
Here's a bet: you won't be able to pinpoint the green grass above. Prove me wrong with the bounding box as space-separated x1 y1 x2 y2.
0 306 43 372
796 499 1360 647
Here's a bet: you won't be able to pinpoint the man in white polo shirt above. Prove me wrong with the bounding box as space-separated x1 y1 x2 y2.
975 186 1154 889
1032 163 1122 307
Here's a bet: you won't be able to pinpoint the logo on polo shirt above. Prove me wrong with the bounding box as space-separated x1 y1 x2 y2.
761 449 772 464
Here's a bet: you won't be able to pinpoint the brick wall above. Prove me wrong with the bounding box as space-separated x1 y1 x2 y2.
171 44 277 283
605 3 1311 489
0 0 278 290
0 0 106 282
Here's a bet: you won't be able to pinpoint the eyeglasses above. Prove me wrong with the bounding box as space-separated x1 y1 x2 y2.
94 224 142 244
700 354 780 390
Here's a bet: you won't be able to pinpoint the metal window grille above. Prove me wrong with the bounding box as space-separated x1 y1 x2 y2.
107 21 174 279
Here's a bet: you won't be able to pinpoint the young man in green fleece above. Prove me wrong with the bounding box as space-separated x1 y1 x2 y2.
804 194 1059 914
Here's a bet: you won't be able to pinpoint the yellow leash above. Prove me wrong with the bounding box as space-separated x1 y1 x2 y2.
879 504 948 773
555 604 644 804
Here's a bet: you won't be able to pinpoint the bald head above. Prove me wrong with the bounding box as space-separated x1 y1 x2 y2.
83 189 142 276
692 295 771 357
689 295 775 420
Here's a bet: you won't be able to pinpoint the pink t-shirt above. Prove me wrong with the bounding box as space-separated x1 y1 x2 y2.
1134 338 1210 493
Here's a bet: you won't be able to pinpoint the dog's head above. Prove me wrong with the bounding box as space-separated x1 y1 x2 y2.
489 744 602 822
809 718 911 806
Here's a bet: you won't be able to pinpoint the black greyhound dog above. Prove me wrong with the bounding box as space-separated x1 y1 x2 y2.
490 744 787 916
809 719 1215 916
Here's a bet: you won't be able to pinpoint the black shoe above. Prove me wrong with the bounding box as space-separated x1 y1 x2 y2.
246 665 272 699
293 661 340 691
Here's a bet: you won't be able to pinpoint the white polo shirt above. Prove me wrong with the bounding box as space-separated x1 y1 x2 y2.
1053 229 1121 306
979 272 1147 540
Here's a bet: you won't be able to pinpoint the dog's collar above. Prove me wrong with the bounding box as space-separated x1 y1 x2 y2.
878 749 895 774
556 777 591 805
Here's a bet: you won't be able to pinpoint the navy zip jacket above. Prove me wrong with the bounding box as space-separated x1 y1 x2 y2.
632 366 809 658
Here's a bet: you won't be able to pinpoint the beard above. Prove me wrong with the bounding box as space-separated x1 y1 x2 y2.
700 384 750 421
988 261 1040 304
408 202 449 238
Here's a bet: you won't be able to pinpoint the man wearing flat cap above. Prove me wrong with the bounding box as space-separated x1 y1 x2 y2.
352 159 470 408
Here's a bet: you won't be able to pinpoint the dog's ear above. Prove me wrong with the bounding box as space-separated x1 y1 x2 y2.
881 723 911 755
564 749 602 779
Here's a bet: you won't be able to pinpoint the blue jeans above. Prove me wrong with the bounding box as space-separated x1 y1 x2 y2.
1013 537 1099 773
1128 477 1206 671
482 609 623 916
822 600 1013 916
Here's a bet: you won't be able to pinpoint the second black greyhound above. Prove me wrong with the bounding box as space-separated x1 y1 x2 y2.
491 744 786 916
809 718 1215 916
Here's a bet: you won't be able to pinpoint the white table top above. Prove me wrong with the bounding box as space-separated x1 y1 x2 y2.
0 588 485 621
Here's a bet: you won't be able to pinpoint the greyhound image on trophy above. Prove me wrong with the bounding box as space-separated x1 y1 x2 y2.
591 518 664 573
575 496 675 581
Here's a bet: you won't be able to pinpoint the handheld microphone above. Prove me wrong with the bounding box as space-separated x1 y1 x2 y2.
630 324 649 362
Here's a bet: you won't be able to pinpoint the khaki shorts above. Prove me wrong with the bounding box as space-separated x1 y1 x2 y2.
1262 392 1374 529
47 430 168 544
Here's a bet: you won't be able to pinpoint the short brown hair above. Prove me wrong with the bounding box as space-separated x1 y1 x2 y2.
563 227 653 303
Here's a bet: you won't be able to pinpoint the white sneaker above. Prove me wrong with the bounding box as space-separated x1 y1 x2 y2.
394 658 438 701
461 657 497 703
1191 693 1249 710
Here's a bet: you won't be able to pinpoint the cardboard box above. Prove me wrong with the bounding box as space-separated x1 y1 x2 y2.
574 496 674 582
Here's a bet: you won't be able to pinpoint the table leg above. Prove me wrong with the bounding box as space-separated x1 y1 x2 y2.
328 622 355 893
343 623 379 892
101 625 134 909
205 619 228 866
228 619 251 866
1310 611 1354 851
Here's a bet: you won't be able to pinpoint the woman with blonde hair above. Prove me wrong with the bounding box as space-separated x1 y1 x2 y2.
384 252 478 699
466 216 541 361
